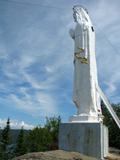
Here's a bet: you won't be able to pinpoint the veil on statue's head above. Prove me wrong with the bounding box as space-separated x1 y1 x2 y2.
73 5 88 14
73 5 92 25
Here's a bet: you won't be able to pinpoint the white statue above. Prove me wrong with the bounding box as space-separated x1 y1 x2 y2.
69 5 102 122
69 5 120 128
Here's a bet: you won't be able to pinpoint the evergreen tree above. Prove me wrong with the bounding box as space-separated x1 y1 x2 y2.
25 116 61 153
1 118 11 159
0 142 4 160
26 126 52 152
1 118 10 148
15 127 26 156
0 126 4 159
45 116 61 149
102 103 120 149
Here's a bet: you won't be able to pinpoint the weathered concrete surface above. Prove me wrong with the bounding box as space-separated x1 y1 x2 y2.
59 123 108 159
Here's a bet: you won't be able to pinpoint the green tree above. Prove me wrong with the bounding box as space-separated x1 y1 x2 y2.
102 103 120 149
0 127 3 159
15 127 27 156
0 118 11 159
26 126 52 152
45 116 61 149
1 118 10 148
11 116 61 157
25 116 61 153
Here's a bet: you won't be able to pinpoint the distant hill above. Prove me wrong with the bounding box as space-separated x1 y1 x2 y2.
10 129 30 144
0 129 30 144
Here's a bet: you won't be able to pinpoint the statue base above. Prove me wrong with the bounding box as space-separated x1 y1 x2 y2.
59 122 108 160
69 114 102 122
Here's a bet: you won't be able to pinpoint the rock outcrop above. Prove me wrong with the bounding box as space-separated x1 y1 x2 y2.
13 150 120 160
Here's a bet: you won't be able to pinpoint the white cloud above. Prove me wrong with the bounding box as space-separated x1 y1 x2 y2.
36 92 58 115
105 82 116 96
90 0 120 29
6 85 58 117
104 71 120 98
0 0 120 125
45 66 54 73
88 0 120 101
0 118 34 130
0 48 8 60
22 70 59 90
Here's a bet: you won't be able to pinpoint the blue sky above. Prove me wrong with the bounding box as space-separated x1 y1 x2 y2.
0 0 120 129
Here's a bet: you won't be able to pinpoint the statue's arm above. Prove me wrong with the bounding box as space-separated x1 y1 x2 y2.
69 28 75 39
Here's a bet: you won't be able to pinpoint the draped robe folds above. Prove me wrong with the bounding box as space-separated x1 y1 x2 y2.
70 22 101 118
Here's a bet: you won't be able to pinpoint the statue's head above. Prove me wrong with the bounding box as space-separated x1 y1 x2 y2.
73 5 91 25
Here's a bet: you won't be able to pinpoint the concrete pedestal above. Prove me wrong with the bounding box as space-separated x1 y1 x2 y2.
59 122 108 160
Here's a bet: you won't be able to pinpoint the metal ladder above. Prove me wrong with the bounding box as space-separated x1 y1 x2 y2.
97 86 120 129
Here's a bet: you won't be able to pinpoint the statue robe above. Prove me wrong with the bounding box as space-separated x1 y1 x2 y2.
70 22 101 117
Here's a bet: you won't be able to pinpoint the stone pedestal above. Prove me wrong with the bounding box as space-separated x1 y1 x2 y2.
59 122 108 160
69 114 100 122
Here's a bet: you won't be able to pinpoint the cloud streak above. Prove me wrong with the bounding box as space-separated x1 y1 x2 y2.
0 0 120 125
0 118 34 130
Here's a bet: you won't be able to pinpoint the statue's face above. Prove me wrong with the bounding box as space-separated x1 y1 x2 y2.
73 10 79 22
73 6 82 23
73 8 82 23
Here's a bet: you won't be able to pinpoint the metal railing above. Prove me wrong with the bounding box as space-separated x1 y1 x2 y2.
97 86 120 129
